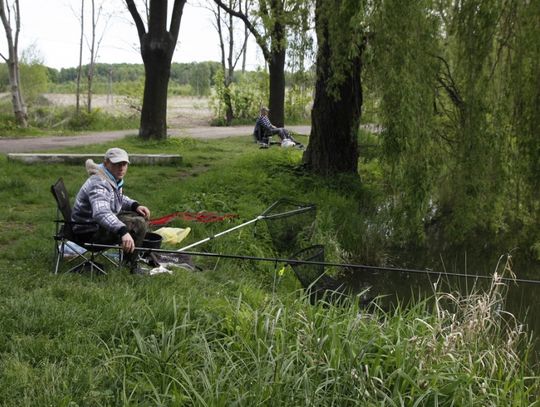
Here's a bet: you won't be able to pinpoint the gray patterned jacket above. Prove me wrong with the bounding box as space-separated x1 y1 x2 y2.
71 160 139 236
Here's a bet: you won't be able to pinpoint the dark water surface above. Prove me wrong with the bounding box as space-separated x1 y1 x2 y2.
342 248 540 357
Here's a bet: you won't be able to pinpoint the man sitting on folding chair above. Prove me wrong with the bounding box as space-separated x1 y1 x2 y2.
254 107 303 149
71 148 151 274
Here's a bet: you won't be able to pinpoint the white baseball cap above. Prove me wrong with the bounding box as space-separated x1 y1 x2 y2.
105 148 130 164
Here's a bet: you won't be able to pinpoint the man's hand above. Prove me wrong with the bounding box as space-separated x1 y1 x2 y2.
121 232 135 253
136 205 150 219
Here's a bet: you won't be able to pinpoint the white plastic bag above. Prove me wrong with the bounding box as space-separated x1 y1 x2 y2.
281 139 295 148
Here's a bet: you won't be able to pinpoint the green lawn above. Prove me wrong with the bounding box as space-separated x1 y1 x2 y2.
0 134 538 406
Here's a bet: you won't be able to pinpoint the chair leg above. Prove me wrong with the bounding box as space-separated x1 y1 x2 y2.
53 238 122 275
53 240 63 274
66 258 107 275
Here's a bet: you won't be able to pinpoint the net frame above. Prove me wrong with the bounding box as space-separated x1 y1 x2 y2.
259 199 317 255
176 198 316 253
288 245 349 304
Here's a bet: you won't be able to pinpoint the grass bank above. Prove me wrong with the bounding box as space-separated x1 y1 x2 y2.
0 135 538 405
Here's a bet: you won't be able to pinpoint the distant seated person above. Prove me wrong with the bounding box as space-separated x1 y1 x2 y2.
254 107 303 149
71 147 151 274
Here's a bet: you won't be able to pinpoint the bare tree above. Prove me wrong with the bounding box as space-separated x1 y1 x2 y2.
86 0 110 113
214 0 309 127
0 0 27 127
240 0 249 73
87 0 97 112
125 0 187 139
76 0 85 114
210 0 248 124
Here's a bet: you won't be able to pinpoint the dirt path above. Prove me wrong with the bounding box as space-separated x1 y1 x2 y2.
0 94 310 153
0 125 311 154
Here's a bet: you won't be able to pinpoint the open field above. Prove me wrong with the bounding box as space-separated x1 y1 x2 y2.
42 94 214 128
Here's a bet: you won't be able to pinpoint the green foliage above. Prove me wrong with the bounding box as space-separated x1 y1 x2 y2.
0 112 18 132
101 289 538 405
316 0 368 100
284 84 311 123
113 79 144 99
369 0 440 243
65 108 138 132
20 63 50 105
503 0 540 224
0 64 8 92
0 97 137 135
48 62 220 98
210 69 269 125
361 0 540 249
211 68 311 125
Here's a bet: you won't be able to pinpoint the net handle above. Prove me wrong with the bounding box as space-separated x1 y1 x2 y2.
176 199 315 252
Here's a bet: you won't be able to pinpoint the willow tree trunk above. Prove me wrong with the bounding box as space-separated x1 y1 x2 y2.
302 2 363 175
268 47 286 127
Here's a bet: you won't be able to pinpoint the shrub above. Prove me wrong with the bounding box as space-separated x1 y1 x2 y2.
65 108 138 131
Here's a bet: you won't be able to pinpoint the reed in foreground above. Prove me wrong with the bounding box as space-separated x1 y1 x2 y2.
103 271 538 406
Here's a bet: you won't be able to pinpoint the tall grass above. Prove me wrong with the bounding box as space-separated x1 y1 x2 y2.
103 274 537 405
0 100 138 137
0 135 538 405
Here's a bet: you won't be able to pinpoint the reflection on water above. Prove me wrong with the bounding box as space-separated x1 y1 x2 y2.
340 248 540 356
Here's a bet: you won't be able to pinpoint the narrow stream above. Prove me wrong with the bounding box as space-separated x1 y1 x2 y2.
342 247 540 356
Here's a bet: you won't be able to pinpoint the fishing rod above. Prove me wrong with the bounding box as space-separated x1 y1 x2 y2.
84 243 540 285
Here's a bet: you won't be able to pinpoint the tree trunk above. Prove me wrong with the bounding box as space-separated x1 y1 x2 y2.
87 0 96 113
302 4 363 176
126 0 186 140
7 58 26 126
216 4 230 123
268 48 286 127
0 0 27 127
76 0 84 114
224 8 234 124
139 49 171 139
267 1 286 127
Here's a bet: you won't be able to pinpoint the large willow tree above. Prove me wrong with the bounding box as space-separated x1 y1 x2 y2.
369 0 439 241
370 0 540 246
505 0 540 232
303 0 366 175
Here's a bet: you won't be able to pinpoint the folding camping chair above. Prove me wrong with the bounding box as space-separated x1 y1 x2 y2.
253 122 282 147
51 177 120 274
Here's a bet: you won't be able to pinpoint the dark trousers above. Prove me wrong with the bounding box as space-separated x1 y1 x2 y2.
269 128 289 141
74 212 148 267
269 128 300 144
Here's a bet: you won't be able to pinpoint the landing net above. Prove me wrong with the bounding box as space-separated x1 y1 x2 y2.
260 199 316 255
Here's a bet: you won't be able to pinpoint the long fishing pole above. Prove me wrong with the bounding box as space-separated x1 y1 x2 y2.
84 243 540 285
